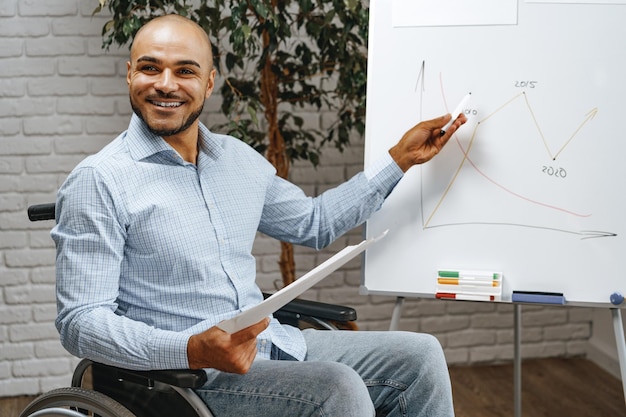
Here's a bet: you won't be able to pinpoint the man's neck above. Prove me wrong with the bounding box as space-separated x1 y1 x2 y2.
163 127 200 164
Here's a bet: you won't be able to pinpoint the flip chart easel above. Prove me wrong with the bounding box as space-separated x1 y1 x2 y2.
362 0 626 414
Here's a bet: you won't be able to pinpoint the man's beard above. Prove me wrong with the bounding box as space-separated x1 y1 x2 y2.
130 94 204 137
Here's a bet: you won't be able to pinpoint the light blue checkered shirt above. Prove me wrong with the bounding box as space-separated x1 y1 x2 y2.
51 114 403 371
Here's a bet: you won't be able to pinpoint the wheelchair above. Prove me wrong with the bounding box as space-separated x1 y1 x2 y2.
21 203 358 417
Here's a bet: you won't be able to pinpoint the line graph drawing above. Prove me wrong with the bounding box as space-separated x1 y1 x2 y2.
416 65 616 239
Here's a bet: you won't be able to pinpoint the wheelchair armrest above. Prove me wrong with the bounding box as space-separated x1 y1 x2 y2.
91 362 208 389
265 293 357 322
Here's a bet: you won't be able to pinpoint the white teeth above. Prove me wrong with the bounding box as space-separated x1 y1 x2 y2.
153 101 182 108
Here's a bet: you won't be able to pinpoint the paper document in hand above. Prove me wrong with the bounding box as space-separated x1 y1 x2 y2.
217 231 388 334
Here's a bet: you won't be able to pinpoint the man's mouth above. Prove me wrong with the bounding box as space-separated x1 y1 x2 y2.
151 100 183 108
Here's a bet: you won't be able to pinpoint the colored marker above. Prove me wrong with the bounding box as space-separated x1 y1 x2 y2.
438 270 501 280
438 278 500 287
440 92 472 135
436 293 496 301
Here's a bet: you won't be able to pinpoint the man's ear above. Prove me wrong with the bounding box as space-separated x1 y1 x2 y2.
205 68 217 99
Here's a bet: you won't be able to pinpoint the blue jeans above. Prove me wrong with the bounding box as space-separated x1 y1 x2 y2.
195 330 454 417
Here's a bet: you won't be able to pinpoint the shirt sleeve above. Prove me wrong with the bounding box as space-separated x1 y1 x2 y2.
258 152 404 249
51 166 190 371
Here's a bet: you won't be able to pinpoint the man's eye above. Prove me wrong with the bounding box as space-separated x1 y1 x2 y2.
179 68 194 75
140 65 158 72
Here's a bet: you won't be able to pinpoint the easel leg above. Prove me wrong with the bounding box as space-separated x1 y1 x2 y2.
389 296 405 331
514 304 522 417
611 308 626 407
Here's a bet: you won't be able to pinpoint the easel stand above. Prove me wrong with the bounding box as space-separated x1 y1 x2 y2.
388 298 626 416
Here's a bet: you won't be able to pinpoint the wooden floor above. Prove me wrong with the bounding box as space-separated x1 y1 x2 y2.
449 357 625 417
2 358 624 417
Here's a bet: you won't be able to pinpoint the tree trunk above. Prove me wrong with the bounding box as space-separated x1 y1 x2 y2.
259 18 296 287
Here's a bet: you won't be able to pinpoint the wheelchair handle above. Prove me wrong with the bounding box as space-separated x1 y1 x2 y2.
28 203 56 221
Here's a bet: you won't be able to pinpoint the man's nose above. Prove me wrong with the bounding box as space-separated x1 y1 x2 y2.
154 69 176 93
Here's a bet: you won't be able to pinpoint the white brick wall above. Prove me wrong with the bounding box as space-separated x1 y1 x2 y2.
0 0 592 399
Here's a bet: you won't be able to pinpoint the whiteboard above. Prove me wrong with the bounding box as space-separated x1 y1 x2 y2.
362 0 626 307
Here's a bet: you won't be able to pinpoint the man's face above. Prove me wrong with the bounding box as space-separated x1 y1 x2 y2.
127 19 216 138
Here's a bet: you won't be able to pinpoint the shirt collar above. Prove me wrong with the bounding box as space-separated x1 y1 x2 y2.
125 113 224 164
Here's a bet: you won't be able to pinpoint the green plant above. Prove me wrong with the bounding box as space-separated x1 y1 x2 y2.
94 0 369 286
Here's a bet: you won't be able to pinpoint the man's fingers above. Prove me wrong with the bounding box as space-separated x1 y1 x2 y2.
231 317 270 344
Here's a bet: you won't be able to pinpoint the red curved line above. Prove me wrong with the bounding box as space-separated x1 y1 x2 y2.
457 140 591 218
438 74 590 218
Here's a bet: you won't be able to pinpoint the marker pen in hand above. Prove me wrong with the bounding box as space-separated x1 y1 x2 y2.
440 92 472 135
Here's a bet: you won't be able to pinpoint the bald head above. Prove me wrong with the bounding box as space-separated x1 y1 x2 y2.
131 14 213 70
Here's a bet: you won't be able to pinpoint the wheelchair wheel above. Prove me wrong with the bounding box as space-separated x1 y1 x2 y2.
19 387 136 417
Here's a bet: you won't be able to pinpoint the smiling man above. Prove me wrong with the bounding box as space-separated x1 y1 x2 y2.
52 14 466 417
127 16 216 163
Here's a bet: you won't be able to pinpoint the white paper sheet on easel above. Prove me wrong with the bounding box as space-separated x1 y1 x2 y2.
392 0 518 27
217 231 388 334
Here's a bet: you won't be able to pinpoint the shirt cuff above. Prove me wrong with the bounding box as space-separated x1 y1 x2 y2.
150 330 191 370
363 151 404 195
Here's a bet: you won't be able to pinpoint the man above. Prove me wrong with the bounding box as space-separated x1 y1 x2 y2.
52 14 466 417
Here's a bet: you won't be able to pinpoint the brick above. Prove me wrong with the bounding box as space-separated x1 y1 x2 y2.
0 305 32 324
544 323 590 341
0 231 28 248
84 115 132 135
0 38 23 57
57 96 116 115
0 137 51 156
58 57 118 76
90 77 129 96
0 175 57 195
23 117 83 136
522 308 568 326
444 348 470 365
0 268 29 286
32 304 57 322
0 194 26 211
0 362 10 379
0 157 24 174
4 249 56 268
470 345 515 363
12 357 70 377
26 37 85 57
29 232 55 249
446 329 497 348
1 342 35 361
28 76 88 96
352 303 394 321
35 338 65 358
52 16 108 37
4 283 55 304
421 314 470 333
0 117 21 135
116 98 132 115
25 154 84 174
30 267 56 285
0 58 55 78
0 18 50 37
0 377 41 396
9 322 57 342
0 2 16 16
0 96 56 117
18 0 77 16
54 135 112 155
